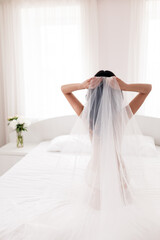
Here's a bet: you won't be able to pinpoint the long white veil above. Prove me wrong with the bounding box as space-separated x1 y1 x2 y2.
3 77 160 239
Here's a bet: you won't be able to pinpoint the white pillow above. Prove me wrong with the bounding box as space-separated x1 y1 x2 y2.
48 134 157 157
47 135 91 154
122 135 157 157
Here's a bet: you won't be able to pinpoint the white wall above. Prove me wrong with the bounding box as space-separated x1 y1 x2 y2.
97 0 131 80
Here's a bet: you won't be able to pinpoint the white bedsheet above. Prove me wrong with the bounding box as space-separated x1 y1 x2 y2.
0 141 160 239
0 141 89 239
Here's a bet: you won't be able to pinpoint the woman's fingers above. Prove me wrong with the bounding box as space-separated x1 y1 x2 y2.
87 76 125 90
107 76 119 89
106 76 124 90
89 77 102 89
82 79 91 89
85 76 121 90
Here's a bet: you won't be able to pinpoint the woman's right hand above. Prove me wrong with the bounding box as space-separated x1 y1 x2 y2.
115 77 128 91
107 76 128 90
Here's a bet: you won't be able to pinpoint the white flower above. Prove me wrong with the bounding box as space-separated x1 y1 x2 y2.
9 120 18 130
17 117 25 125
24 120 31 128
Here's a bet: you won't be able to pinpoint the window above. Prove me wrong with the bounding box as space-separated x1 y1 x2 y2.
21 5 86 119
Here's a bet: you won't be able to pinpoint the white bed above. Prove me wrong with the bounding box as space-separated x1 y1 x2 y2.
1 114 160 239
0 141 160 238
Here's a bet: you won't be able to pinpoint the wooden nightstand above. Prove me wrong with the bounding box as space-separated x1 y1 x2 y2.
0 142 38 176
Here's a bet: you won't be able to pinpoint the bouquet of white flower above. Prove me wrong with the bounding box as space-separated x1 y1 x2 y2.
8 116 31 148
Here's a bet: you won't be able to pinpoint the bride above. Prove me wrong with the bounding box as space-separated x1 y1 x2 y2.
10 70 160 240
60 70 160 239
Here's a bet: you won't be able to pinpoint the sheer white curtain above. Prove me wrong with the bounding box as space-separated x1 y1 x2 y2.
128 0 160 117
0 0 99 146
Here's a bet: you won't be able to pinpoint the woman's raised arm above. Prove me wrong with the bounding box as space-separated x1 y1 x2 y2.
116 77 152 114
61 78 92 116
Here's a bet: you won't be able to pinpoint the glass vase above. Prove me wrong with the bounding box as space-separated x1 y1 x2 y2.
17 131 24 148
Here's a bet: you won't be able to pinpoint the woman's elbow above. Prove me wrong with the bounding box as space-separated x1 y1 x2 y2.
61 85 65 93
147 84 152 94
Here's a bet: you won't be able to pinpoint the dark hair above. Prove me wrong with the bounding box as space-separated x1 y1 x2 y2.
89 70 116 131
94 70 115 78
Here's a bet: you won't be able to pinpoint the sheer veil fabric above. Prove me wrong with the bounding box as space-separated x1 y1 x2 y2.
5 77 160 239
